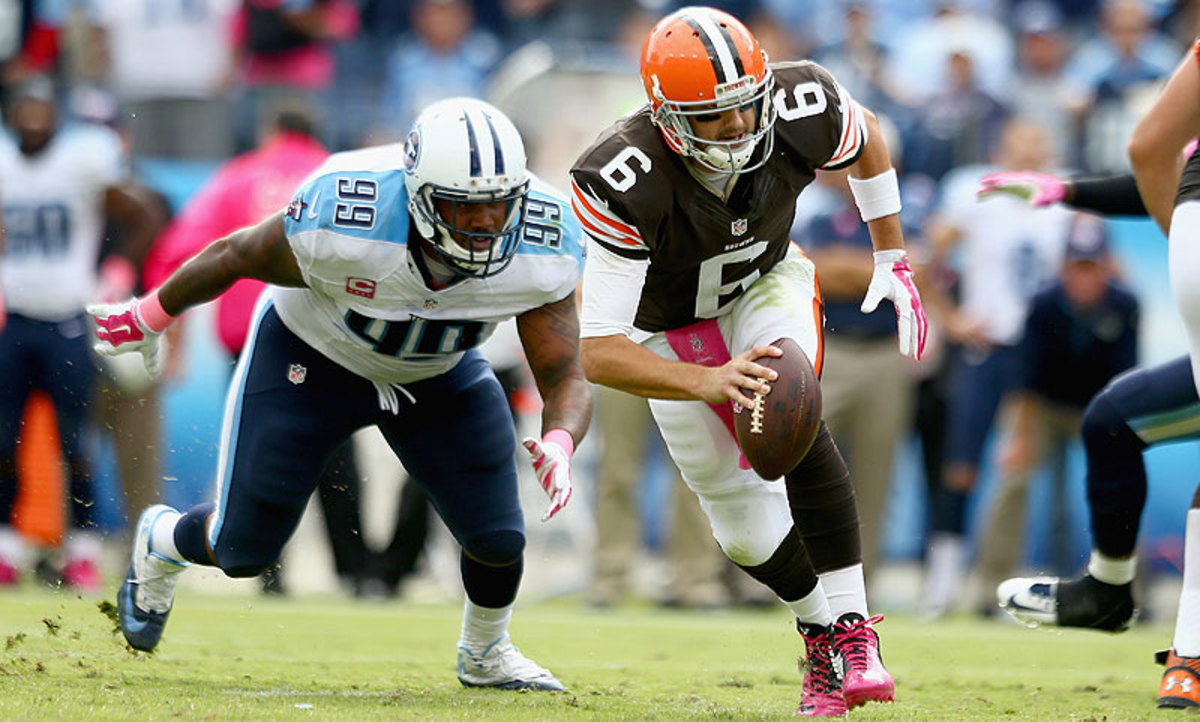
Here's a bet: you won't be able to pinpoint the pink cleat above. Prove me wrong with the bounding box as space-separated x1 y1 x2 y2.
0 558 18 587
833 613 895 709
61 558 102 594
796 621 847 717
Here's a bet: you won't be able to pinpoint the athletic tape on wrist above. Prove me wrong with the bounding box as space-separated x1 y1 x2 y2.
848 168 902 222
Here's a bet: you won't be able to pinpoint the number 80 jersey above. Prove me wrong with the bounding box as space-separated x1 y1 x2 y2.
570 61 865 336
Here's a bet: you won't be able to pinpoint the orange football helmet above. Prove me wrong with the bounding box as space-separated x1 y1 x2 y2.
640 6 776 173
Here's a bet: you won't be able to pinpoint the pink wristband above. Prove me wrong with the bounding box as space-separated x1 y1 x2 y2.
543 428 575 457
135 289 176 333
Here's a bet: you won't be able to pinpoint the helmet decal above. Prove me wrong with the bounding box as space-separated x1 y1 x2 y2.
462 110 482 178
483 112 506 175
402 97 530 279
639 7 776 173
403 128 421 172
681 11 745 87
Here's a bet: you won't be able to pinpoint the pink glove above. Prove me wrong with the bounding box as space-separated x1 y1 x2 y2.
87 289 176 376
861 250 928 360
976 171 1067 207
522 429 574 522
0 286 6 334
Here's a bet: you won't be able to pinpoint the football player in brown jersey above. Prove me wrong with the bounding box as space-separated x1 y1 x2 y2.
571 6 927 717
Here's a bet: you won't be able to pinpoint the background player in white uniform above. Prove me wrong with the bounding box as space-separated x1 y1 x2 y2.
0 77 160 591
88 98 592 692
989 40 1200 710
921 120 1076 618
571 7 926 717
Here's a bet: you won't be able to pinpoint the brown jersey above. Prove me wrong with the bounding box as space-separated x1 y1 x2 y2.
571 61 865 334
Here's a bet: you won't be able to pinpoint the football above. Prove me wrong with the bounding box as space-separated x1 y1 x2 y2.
733 337 822 480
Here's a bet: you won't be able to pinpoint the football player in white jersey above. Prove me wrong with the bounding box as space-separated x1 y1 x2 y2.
88 98 591 692
984 40 1200 710
0 77 161 592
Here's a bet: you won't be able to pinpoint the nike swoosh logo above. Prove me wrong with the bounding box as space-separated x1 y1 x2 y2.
1005 595 1053 614
307 191 320 219
122 585 149 634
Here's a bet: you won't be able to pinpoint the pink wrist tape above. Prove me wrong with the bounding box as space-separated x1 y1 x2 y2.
543 428 575 457
136 289 176 333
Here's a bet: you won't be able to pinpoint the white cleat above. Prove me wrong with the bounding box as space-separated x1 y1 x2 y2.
996 576 1059 628
118 505 188 651
997 574 1136 632
456 635 565 691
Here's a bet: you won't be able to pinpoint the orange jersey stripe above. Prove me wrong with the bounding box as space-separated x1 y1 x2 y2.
570 182 643 240
570 196 644 248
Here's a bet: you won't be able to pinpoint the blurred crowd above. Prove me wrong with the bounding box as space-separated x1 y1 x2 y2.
0 0 1192 615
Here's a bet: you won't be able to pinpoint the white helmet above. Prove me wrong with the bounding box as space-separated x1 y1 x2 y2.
403 98 529 278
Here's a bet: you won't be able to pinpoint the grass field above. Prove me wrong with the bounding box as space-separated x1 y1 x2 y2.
0 586 1183 721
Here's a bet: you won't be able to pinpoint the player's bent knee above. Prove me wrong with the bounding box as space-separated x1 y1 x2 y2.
1081 386 1136 449
221 561 273 579
462 529 525 567
704 492 792 567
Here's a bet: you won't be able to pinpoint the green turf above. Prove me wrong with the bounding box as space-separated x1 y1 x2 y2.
0 586 1183 720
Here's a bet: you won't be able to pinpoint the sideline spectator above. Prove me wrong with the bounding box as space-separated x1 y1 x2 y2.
798 168 921 580
921 119 1075 617
1068 0 1178 172
589 386 731 609
377 0 501 138
972 213 1138 613
84 0 239 160
232 0 359 152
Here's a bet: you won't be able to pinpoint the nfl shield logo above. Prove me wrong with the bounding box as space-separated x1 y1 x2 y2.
731 218 748 236
287 364 307 385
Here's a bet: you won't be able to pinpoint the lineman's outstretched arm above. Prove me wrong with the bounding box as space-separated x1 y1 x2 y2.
516 292 594 522
89 212 304 373
157 211 305 316
516 292 592 446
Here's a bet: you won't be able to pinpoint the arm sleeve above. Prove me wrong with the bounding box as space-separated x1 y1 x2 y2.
1068 174 1147 216
580 239 649 339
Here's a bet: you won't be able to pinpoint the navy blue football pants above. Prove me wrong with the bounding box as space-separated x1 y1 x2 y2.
0 313 97 529
1082 355 1200 558
196 304 525 598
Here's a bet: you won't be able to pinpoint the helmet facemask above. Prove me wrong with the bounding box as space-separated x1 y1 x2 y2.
412 180 529 278
651 67 777 174
403 97 531 279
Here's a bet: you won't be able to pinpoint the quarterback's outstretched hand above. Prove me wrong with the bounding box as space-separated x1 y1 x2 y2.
522 430 574 522
976 171 1067 207
861 249 928 360
88 291 175 377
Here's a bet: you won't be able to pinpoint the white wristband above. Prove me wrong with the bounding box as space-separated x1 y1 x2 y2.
848 168 902 222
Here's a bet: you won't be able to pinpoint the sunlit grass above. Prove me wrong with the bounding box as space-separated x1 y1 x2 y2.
0 586 1176 720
